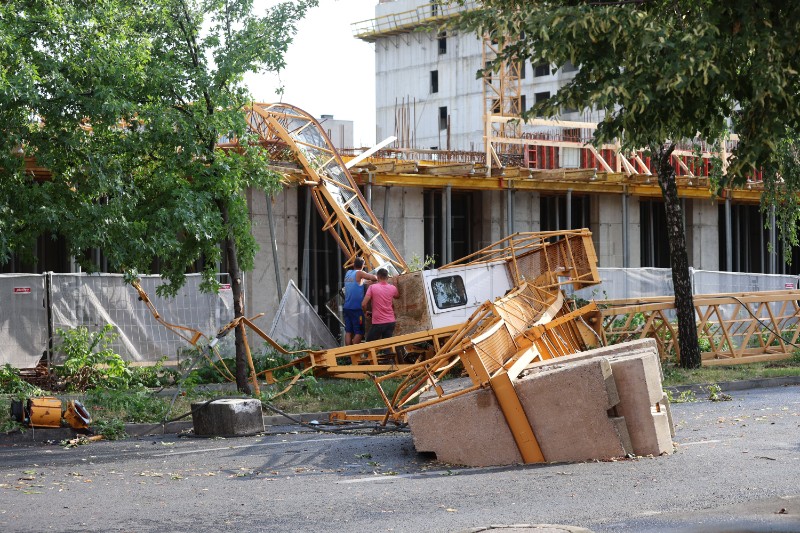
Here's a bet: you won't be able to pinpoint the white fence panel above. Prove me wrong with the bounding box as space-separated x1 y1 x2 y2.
50 273 234 364
0 274 48 368
572 267 674 301
269 280 337 349
692 270 799 295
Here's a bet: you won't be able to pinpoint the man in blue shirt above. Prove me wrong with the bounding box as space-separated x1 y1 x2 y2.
343 258 377 345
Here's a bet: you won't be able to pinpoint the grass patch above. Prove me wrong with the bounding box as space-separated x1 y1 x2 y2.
662 358 800 387
265 378 400 414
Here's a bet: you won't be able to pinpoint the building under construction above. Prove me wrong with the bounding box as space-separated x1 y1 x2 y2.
5 0 799 344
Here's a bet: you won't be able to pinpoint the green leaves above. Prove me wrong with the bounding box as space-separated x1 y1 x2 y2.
0 0 315 293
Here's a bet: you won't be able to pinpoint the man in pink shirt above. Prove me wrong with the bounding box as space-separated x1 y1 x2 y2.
362 268 400 342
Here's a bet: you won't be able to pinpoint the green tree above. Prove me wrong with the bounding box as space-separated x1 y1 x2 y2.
763 128 800 262
0 0 316 391
458 1 800 368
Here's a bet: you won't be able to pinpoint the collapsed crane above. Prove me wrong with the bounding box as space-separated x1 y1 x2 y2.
222 103 662 466
140 102 797 465
238 103 605 377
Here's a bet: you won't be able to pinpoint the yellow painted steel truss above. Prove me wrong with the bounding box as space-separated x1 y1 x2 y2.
599 290 800 366
482 35 522 168
245 103 407 273
440 229 601 290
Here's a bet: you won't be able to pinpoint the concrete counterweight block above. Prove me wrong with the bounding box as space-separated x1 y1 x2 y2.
516 357 630 464
528 339 674 456
408 358 629 467
607 352 673 456
192 398 264 437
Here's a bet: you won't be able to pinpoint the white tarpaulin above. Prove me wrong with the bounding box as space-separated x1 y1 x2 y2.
269 280 337 349
691 270 799 295
571 267 674 301
0 274 48 368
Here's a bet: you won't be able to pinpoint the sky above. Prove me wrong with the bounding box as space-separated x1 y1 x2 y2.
246 0 378 147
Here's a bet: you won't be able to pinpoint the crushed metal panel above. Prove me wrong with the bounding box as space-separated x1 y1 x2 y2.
269 280 338 349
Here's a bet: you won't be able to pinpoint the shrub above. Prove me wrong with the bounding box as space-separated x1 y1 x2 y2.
54 325 131 391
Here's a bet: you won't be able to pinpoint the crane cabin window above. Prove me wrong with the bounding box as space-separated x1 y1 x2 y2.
430 275 467 309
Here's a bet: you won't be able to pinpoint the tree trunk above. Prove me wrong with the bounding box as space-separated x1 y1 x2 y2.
219 200 251 393
652 143 701 368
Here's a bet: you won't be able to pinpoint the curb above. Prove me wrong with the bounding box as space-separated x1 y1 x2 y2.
0 427 81 446
664 375 800 396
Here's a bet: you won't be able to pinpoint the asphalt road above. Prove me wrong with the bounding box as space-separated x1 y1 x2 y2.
1 386 799 533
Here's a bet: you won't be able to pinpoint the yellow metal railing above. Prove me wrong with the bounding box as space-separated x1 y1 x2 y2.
599 290 800 366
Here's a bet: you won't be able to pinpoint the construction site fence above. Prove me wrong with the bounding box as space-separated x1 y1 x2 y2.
0 273 235 369
568 267 799 318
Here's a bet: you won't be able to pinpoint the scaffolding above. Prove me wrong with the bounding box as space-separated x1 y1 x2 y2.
351 1 478 42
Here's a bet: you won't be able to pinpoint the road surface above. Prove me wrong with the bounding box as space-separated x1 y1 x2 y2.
1 386 799 532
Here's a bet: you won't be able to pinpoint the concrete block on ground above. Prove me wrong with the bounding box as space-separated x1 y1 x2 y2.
607 351 673 456
408 387 523 466
408 358 628 466
528 339 674 456
516 358 628 463
192 398 264 437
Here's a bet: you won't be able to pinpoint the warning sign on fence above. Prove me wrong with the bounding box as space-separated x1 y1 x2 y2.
786 283 795 289
13 287 31 294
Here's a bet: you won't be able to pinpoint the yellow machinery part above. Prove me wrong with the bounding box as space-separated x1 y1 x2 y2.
28 397 62 428
64 400 92 430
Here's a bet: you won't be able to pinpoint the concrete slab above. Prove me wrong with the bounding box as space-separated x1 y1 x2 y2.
527 339 673 456
606 352 673 456
527 338 659 371
409 386 523 466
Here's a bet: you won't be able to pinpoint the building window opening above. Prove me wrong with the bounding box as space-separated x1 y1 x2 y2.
438 32 447 54
640 199 671 268
439 106 448 130
534 61 550 77
534 92 551 117
430 70 439 93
